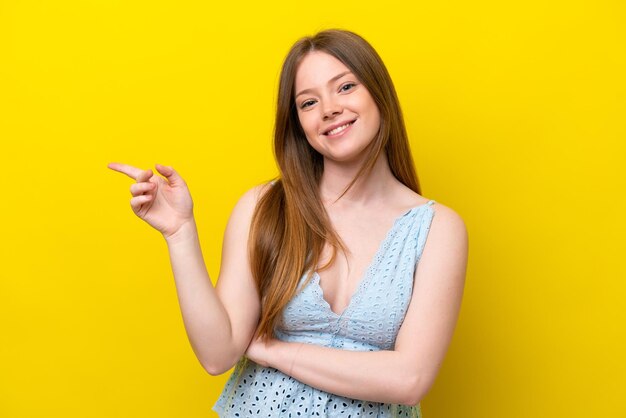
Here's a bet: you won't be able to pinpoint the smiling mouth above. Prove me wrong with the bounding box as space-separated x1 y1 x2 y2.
323 120 356 136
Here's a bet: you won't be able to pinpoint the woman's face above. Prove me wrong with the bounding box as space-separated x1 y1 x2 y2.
294 51 381 165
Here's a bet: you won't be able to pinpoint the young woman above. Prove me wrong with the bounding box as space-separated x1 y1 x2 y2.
108 29 468 417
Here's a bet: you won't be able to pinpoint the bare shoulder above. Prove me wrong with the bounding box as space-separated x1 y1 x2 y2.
430 201 468 236
424 200 469 263
229 181 276 222
398 186 468 241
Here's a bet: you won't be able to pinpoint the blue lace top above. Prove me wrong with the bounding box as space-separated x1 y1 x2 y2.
213 200 436 417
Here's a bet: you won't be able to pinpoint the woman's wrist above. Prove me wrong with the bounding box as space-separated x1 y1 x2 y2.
288 342 304 376
267 340 303 376
164 218 198 245
260 338 281 370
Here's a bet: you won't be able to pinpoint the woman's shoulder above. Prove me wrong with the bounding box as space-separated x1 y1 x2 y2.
234 180 279 211
254 179 279 200
395 187 466 234
226 181 276 226
418 198 468 249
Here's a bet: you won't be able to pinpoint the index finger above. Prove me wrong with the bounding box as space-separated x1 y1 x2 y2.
107 162 146 181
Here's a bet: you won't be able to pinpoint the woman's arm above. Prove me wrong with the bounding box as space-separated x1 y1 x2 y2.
247 204 468 405
166 184 267 375
108 163 264 375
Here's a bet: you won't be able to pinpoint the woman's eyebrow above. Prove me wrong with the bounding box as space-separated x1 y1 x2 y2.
295 71 353 98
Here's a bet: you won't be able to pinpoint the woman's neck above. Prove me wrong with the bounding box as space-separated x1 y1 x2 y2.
319 153 397 209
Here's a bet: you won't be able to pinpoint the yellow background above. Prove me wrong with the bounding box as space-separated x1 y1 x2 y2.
1 0 624 417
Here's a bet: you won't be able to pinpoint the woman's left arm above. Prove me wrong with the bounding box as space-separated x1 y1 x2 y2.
246 206 469 406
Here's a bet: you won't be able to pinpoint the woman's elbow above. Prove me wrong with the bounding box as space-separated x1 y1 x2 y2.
400 374 430 406
200 354 240 376
203 361 230 376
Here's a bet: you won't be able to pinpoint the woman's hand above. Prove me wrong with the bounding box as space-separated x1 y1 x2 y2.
107 162 194 239
245 336 280 368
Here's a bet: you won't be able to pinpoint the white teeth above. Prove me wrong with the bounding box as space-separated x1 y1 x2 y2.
326 122 352 135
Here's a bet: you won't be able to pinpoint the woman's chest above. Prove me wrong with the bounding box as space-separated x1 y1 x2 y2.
277 265 417 350
315 208 418 316
276 203 435 348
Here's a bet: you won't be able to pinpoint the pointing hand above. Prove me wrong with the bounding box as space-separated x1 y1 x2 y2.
107 162 195 239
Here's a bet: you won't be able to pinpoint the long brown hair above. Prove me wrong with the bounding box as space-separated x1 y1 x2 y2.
249 29 421 340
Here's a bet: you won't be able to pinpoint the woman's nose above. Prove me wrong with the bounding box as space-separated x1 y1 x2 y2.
322 101 343 120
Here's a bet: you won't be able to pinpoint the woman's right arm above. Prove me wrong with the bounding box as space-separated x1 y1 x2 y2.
164 185 264 375
107 162 265 375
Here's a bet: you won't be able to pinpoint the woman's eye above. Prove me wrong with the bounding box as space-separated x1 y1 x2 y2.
340 83 356 92
300 100 316 109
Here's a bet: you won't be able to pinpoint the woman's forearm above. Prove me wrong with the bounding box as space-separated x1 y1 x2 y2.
164 220 239 374
267 340 421 406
